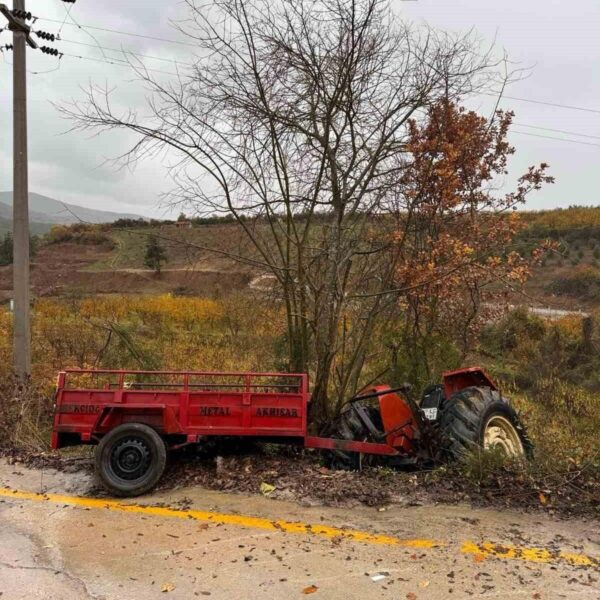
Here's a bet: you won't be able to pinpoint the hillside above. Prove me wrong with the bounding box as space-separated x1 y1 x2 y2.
0 216 54 237
0 206 597 307
0 192 145 226
512 206 600 309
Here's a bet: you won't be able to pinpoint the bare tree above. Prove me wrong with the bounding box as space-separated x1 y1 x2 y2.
62 0 504 421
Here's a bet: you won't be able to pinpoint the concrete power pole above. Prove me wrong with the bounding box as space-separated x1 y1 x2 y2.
1 1 37 378
12 0 30 379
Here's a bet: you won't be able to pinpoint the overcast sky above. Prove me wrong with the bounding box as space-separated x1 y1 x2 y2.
1 0 598 218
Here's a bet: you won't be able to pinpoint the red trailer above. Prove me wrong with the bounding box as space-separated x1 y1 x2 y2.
52 367 531 496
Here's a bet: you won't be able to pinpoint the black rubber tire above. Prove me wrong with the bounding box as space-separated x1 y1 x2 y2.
325 405 369 470
95 423 167 497
439 386 533 460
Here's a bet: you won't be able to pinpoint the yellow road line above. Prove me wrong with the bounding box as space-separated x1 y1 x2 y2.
461 541 597 568
0 487 597 568
0 487 439 549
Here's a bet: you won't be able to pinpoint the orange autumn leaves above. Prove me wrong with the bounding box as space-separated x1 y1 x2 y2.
393 101 553 342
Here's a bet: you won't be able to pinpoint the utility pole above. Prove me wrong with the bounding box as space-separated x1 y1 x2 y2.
0 1 37 379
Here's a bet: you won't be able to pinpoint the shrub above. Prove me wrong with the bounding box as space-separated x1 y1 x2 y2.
458 447 523 488
547 265 600 300
45 224 114 246
482 307 545 353
531 377 595 418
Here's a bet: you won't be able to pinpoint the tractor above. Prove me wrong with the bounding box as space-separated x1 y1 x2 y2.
52 366 531 496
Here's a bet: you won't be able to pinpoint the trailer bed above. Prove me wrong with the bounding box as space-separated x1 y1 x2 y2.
52 369 309 449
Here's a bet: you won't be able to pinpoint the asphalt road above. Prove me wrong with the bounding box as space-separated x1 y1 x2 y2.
0 458 598 599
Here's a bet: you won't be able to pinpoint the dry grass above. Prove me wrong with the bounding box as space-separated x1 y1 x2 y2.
0 378 53 452
0 296 597 515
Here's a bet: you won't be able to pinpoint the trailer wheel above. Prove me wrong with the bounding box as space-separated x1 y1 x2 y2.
439 386 533 460
95 423 167 497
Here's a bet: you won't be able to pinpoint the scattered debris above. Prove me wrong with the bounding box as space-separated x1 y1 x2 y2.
1 446 598 517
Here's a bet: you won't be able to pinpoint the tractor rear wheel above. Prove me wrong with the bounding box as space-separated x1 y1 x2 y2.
95 423 167 497
439 386 533 460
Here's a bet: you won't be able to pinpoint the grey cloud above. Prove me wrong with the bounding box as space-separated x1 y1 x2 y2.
1 0 598 217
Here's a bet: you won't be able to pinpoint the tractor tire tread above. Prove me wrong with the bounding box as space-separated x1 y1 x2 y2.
439 386 533 460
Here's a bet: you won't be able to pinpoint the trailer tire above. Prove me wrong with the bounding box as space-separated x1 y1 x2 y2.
439 386 533 460
95 423 167 497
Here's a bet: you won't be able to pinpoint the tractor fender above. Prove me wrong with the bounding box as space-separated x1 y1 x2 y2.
442 367 497 399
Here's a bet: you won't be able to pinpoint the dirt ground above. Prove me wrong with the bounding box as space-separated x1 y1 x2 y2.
0 241 252 300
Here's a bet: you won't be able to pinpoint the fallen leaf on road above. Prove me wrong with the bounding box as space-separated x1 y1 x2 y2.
161 583 175 593
406 593 417 600
533 594 542 599
539 493 547 505
302 585 318 594
419 580 430 588
260 482 276 495
474 553 486 563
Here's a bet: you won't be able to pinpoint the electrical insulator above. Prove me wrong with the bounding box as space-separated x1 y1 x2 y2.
11 10 32 20
36 31 56 42
40 46 60 56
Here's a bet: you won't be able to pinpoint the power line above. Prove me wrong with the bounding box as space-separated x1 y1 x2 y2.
60 38 193 66
60 51 180 76
33 15 600 117
485 92 600 115
37 16 197 47
510 130 600 148
11 16 600 142
515 123 600 141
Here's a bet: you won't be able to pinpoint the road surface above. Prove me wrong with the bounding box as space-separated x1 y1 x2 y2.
0 458 597 599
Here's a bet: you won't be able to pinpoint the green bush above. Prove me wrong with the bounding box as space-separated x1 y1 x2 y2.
482 307 545 354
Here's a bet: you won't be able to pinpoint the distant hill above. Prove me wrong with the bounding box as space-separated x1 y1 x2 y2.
0 216 53 237
0 192 146 226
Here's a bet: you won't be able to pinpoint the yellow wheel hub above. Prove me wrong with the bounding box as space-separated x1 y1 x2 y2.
483 415 524 457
